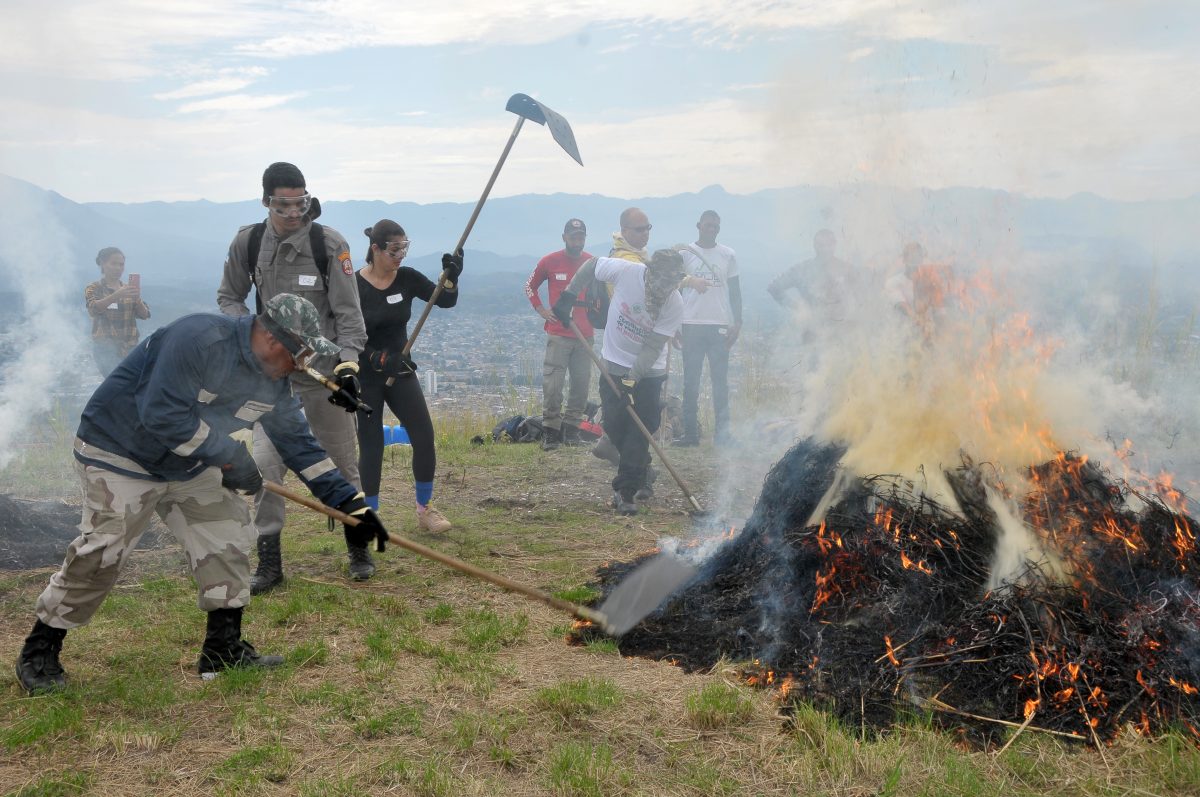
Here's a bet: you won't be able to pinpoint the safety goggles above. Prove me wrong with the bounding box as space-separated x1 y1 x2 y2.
266 193 312 218
384 240 411 258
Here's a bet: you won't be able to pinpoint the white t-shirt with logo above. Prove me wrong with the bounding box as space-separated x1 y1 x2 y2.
595 257 684 371
678 243 738 325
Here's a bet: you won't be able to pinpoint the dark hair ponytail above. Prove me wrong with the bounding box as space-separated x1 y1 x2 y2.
363 219 405 265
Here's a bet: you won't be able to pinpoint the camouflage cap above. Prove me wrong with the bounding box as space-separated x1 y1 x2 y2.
261 293 340 357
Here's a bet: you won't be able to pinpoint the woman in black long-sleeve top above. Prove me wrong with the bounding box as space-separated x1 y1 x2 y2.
356 219 462 533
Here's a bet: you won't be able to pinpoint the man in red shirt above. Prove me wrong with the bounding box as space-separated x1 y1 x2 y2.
525 219 594 449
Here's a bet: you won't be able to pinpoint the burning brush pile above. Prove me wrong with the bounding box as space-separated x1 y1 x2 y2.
577 438 1200 745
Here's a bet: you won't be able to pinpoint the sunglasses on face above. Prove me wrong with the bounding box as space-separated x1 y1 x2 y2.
625 224 652 234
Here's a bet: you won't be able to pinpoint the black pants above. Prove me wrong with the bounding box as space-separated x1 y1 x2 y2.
356 370 436 497
599 371 665 499
681 324 730 440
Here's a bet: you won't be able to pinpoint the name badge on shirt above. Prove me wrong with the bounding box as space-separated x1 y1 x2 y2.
298 274 317 287
387 293 404 304
555 273 567 280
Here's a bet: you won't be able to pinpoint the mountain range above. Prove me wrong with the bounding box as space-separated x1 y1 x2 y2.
1 174 1196 326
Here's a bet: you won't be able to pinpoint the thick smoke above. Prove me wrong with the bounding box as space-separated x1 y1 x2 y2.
0 181 86 470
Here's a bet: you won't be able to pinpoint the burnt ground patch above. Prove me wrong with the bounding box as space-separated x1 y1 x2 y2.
0 493 170 570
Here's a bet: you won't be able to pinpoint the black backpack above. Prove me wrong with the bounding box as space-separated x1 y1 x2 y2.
246 222 329 313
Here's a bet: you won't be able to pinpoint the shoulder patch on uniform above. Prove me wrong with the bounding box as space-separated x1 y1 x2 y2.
339 251 353 275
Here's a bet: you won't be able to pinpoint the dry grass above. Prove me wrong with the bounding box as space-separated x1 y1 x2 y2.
2 432 1199 796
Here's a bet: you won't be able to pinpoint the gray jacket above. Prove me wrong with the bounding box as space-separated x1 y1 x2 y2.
217 218 367 376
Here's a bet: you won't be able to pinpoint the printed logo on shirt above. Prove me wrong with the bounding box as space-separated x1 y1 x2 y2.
387 293 404 304
298 274 317 287
339 251 353 276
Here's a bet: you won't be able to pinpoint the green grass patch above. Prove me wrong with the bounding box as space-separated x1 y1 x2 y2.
545 741 624 797
685 682 755 730
210 742 293 792
3 695 86 748
8 770 93 797
535 677 623 721
453 607 528 651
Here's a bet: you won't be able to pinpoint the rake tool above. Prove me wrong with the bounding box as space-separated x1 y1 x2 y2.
565 321 709 516
263 481 692 636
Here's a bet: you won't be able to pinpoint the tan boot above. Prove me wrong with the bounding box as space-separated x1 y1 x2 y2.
417 505 452 533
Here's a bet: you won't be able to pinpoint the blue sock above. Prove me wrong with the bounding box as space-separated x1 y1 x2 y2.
415 481 434 508
365 495 379 512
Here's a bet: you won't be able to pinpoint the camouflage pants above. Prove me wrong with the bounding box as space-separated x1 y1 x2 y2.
252 378 360 538
36 461 255 629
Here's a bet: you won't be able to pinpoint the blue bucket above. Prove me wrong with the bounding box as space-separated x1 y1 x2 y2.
391 425 410 445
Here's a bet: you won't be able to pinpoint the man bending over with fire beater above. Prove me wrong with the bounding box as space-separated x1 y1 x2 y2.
14 294 389 694
552 249 686 515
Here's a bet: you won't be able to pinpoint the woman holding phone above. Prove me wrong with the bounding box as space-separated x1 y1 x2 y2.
84 246 150 376
355 219 462 534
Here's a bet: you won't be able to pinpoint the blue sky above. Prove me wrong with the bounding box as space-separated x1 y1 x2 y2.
1 1 1196 203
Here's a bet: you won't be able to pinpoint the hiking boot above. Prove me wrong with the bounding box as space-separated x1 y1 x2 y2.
635 465 657 501
250 534 283 595
197 607 283 678
418 506 452 534
611 492 638 516
592 435 620 466
541 426 562 451
562 424 584 446
15 620 67 694
346 543 376 581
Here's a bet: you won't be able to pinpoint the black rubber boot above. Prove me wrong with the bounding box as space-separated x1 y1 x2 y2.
15 620 68 694
562 424 584 446
197 607 284 677
249 534 283 596
611 491 638 516
344 527 376 581
541 426 562 451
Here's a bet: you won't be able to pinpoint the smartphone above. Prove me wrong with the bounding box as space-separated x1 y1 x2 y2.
128 273 140 289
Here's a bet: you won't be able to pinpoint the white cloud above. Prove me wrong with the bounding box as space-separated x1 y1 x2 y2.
176 92 307 114
153 69 269 100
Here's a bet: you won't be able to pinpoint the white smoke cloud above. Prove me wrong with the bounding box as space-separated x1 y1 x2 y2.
0 182 86 470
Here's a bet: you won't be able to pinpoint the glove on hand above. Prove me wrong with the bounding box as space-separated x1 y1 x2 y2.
221 446 263 494
328 361 362 413
619 376 637 404
366 348 414 377
441 250 464 285
338 492 389 552
552 290 577 328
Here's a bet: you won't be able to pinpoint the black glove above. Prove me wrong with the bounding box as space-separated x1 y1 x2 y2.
221 446 262 495
441 250 464 285
338 492 389 552
552 290 577 328
368 348 415 378
328 361 362 413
